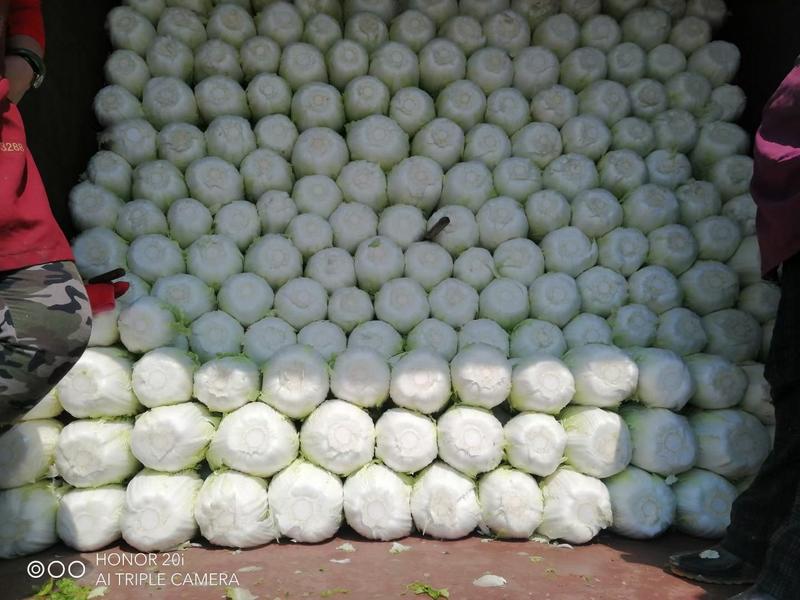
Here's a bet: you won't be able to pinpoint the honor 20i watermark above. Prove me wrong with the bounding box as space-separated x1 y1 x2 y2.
27 560 86 580
27 553 239 588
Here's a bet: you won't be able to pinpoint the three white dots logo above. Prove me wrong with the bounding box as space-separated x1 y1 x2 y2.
27 560 87 579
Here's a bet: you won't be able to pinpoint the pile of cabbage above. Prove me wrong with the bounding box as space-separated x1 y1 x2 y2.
0 0 777 559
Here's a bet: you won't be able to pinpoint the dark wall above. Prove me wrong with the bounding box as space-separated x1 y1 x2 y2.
18 0 118 240
18 0 800 239
720 0 800 135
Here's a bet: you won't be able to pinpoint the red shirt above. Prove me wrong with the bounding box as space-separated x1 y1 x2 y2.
7 0 45 50
751 64 800 276
0 0 72 272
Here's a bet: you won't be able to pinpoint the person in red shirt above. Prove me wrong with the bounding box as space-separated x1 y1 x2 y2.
669 60 800 600
0 1 120 425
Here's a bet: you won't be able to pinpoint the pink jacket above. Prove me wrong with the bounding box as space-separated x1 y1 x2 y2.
752 64 800 276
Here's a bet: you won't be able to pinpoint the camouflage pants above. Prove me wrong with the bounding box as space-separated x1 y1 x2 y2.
0 261 91 424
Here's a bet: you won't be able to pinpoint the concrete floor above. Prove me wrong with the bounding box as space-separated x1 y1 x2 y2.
2 531 746 600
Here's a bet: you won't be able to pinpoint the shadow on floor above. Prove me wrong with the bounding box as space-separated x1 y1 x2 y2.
600 531 748 600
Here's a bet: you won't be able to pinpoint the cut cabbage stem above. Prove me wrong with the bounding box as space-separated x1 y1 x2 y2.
424 216 451 242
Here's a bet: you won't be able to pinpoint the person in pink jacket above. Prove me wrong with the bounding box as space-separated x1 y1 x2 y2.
669 59 800 600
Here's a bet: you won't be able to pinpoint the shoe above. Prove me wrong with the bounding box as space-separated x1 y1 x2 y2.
729 587 778 600
668 546 760 585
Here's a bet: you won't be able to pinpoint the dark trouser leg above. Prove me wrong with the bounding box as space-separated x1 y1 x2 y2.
0 261 91 425
721 389 800 566
756 478 800 599
721 253 800 567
